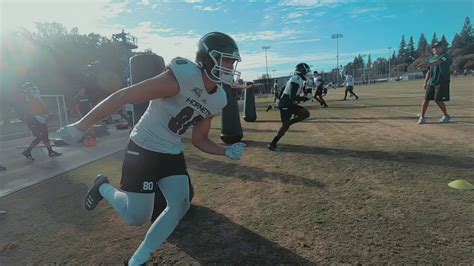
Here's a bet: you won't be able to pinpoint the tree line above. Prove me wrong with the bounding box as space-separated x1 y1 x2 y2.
342 16 473 79
0 22 144 122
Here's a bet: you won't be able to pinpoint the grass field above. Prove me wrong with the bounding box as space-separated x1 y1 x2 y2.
0 77 473 264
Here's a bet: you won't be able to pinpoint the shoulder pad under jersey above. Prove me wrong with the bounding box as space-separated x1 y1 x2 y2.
168 57 202 94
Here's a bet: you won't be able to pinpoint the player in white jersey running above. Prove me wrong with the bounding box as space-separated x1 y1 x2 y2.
342 70 359 100
304 73 314 102
58 32 245 265
313 71 328 108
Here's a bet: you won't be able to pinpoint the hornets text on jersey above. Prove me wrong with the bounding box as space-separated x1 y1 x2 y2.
130 57 227 154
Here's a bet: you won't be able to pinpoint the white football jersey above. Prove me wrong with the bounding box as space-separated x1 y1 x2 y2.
315 76 323 87
281 74 304 97
305 78 314 89
344 75 354 86
130 57 227 154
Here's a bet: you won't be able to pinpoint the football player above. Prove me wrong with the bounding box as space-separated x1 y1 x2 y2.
59 32 245 265
268 63 312 151
266 79 280 112
304 72 315 102
313 71 328 108
342 70 359 100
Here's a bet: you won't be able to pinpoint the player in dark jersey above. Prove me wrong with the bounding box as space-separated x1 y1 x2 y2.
268 63 312 151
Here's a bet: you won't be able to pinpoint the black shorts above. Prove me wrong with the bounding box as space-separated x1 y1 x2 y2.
315 86 324 96
274 92 279 101
306 89 313 94
120 140 188 193
25 116 48 138
425 83 450 101
345 86 354 92
280 105 305 122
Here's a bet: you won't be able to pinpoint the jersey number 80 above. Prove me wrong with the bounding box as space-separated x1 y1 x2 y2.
168 107 203 135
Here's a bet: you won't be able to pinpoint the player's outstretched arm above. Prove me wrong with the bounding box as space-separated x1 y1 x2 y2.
417 59 443 68
192 117 226 156
59 70 180 144
77 70 179 131
192 117 245 160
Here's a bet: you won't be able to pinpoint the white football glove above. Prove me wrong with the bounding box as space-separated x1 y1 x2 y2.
225 142 246 160
58 123 85 145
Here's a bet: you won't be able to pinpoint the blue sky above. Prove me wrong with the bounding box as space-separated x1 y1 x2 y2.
1 0 472 80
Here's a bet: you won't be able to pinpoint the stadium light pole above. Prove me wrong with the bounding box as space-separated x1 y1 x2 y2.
262 46 270 93
331 33 343 84
361 54 367 84
388 47 392 81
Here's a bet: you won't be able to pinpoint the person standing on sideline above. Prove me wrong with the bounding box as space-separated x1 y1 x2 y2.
266 79 280 112
74 87 93 118
268 63 312 151
21 82 62 160
74 87 95 139
58 32 245 265
417 42 452 124
341 71 359 100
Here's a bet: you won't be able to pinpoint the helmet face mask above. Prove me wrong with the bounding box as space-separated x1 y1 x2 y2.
208 49 241 85
295 63 311 76
196 32 241 86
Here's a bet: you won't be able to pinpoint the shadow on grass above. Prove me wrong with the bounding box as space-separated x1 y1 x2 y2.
243 140 474 169
243 128 306 133
187 154 325 188
307 115 474 121
166 205 316 265
245 119 281 123
303 118 372 124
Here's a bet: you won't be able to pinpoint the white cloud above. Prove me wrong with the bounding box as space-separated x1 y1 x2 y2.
348 7 384 15
287 11 304 19
123 22 200 63
278 0 349 8
1 0 128 35
233 30 301 42
193 5 222 12
277 38 321 44
185 0 203 3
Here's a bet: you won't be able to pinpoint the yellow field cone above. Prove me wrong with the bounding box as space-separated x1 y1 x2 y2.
448 179 474 190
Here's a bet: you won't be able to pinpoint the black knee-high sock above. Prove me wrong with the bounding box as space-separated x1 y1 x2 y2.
314 96 323 105
271 123 290 146
320 97 328 106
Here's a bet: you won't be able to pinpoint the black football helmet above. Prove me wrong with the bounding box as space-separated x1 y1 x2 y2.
295 63 311 76
196 32 241 85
